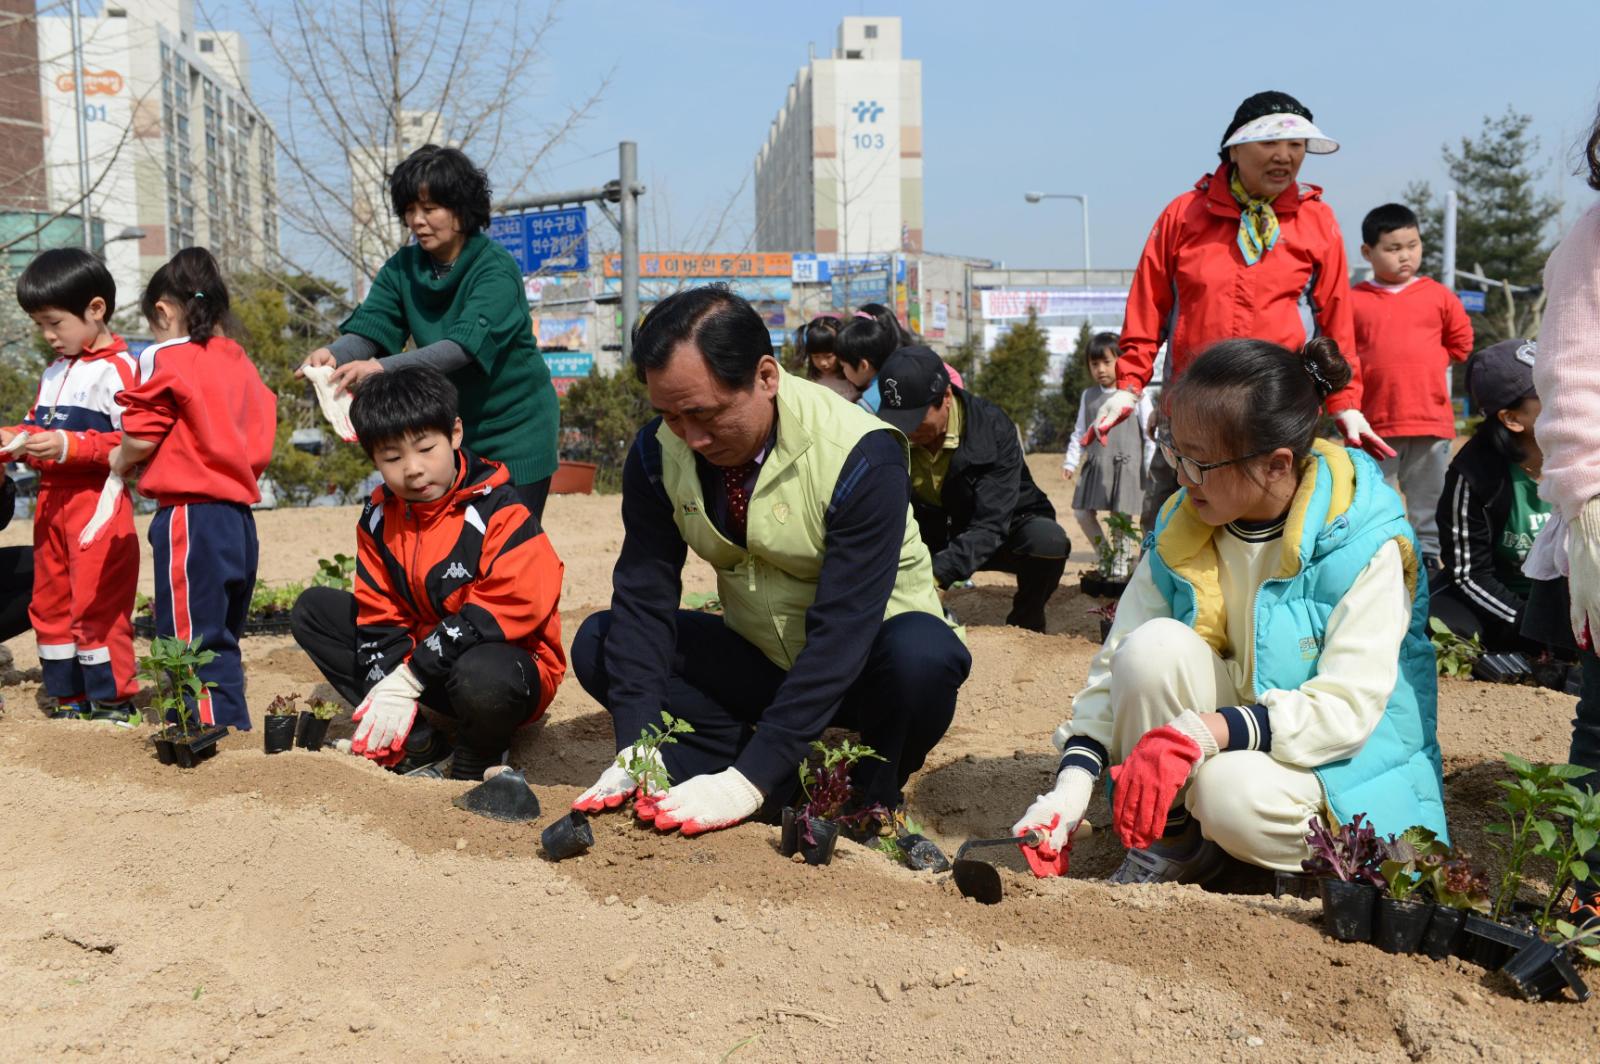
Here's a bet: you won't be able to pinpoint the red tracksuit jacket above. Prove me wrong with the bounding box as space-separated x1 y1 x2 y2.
5 335 139 485
1118 163 1361 413
1351 277 1474 439
117 335 276 506
355 450 566 717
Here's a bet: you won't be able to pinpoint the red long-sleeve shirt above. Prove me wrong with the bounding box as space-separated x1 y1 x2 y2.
1118 164 1360 413
117 335 276 507
1350 277 1474 439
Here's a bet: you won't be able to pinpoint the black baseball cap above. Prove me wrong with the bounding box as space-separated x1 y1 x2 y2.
1467 339 1537 417
874 345 951 434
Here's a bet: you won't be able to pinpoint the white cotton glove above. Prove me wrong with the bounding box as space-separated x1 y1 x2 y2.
300 363 358 442
1082 389 1138 446
0 431 29 456
1333 409 1397 460
77 472 125 549
349 664 423 764
1012 766 1096 853
572 744 664 813
642 767 763 836
1569 497 1600 650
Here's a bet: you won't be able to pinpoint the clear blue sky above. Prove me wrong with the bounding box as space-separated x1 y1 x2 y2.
252 0 1600 271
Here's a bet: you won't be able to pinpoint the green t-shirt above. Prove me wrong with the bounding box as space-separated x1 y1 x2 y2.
1494 463 1552 597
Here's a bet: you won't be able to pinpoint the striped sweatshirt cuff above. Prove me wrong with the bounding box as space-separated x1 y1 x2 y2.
1057 736 1108 779
1217 703 1272 752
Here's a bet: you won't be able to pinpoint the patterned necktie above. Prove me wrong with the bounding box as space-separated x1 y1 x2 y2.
722 460 760 540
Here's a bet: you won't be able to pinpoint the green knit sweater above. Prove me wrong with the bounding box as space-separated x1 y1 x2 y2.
339 233 558 484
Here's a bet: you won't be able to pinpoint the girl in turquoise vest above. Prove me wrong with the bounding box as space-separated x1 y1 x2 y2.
1012 336 1446 884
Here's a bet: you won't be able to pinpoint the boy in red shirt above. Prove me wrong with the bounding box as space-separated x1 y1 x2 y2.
6 248 140 720
111 248 276 730
1352 203 1474 568
289 366 565 780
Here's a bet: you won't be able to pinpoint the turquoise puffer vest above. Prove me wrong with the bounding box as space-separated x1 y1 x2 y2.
1147 440 1447 842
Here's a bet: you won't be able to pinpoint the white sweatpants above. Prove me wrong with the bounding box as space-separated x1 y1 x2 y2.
1108 618 1327 871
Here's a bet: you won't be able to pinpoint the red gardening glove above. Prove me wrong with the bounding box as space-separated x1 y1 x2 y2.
1019 814 1074 878
1108 725 1205 851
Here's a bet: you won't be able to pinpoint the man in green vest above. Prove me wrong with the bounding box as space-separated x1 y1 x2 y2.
571 287 972 836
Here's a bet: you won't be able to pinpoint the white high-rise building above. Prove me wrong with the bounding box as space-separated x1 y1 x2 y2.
347 110 447 300
36 1 278 308
755 17 923 255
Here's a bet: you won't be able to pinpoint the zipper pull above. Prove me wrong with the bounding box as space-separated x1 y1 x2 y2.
747 556 757 593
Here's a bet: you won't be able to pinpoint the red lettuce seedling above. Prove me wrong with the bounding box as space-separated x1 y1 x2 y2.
1427 852 1491 912
1302 813 1386 887
797 739 886 844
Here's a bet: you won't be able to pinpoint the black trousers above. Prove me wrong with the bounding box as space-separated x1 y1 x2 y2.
1430 581 1542 654
571 608 972 811
516 477 551 523
977 515 1069 632
289 586 541 758
0 546 33 644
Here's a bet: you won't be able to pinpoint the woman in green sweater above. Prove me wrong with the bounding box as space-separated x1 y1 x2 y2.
300 145 559 515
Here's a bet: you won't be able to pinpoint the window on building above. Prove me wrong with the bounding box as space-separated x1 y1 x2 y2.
199 38 214 53
864 24 877 38
845 50 861 58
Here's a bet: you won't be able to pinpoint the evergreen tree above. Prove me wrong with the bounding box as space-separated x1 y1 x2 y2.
559 367 652 492
973 310 1048 447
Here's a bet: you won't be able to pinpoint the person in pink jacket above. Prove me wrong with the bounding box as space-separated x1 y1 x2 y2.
1524 105 1600 852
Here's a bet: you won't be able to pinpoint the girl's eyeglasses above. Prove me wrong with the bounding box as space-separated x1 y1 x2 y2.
1157 431 1271 486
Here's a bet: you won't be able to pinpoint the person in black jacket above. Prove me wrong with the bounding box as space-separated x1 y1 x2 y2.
0 468 31 645
1430 339 1552 652
875 345 1070 632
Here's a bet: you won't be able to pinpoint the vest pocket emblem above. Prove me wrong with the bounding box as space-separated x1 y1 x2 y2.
1299 636 1320 660
772 501 790 524
682 501 700 516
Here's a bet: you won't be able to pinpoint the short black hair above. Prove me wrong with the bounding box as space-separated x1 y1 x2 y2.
16 247 115 318
1585 102 1600 192
1361 203 1420 247
389 144 492 237
1219 90 1314 163
1167 336 1352 461
141 246 235 343
350 365 460 455
834 303 910 371
1477 400 1532 464
631 285 772 389
1086 332 1120 362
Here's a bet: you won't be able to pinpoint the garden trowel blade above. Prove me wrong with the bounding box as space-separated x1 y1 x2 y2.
952 858 1004 905
452 768 542 822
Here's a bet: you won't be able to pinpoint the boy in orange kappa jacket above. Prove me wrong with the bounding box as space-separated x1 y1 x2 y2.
289 366 565 779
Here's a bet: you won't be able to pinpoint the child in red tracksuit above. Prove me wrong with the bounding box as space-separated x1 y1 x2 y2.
1352 203 1474 569
289 365 566 781
110 248 276 731
7 248 140 720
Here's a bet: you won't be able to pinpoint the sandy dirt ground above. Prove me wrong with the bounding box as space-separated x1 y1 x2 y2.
0 455 1593 1062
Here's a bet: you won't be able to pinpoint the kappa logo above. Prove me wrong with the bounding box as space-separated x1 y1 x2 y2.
443 561 470 580
424 632 442 654
443 623 463 641
366 664 385 682
881 377 903 406
1516 341 1537 367
851 99 884 123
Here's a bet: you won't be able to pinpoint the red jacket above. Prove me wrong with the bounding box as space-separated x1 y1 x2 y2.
1118 164 1361 413
1350 277 1474 438
355 450 566 718
117 335 276 507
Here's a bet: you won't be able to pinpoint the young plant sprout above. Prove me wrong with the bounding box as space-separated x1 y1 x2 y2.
1302 813 1386 887
1094 511 1139 580
1487 753 1591 921
1379 826 1443 902
1532 781 1600 931
265 694 299 716
616 711 694 796
1425 852 1491 912
309 698 340 721
796 738 886 843
137 636 218 735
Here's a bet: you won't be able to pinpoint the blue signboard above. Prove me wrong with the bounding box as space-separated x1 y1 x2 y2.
544 352 595 378
1457 289 1486 313
490 206 589 275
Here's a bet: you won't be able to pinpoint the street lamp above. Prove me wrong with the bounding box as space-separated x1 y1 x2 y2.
104 226 144 245
1023 191 1091 280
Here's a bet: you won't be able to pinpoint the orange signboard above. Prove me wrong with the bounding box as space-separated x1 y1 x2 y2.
602 252 792 279
56 70 124 96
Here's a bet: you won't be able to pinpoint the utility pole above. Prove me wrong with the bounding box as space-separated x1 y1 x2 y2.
618 141 641 363
68 1 92 250
1441 189 1457 291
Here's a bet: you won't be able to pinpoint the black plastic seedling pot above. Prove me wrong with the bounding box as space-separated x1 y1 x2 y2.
1458 913 1541 970
295 712 331 751
541 811 595 861
263 715 296 754
1499 940 1591 1002
164 725 228 768
1420 905 1467 960
897 834 951 873
1373 897 1432 954
151 734 176 765
1319 878 1377 942
780 808 839 866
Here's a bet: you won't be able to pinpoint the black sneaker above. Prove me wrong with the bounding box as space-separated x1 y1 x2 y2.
389 721 453 776
47 700 89 720
88 701 137 727
1107 821 1226 886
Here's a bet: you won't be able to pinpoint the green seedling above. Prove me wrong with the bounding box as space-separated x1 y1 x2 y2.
796 738 887 844
617 711 694 795
1094 511 1139 580
313 553 356 591
1379 826 1444 902
1422 851 1491 913
1533 782 1600 931
265 694 299 717
137 636 218 736
1487 753 1592 921
250 581 305 616
1552 919 1600 965
1429 617 1483 679
309 698 340 721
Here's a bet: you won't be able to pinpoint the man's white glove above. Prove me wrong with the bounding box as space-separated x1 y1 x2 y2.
349 664 423 764
1012 766 1096 852
1082 389 1138 446
643 767 763 836
1333 409 1397 460
1569 497 1600 650
572 744 664 813
300 363 358 442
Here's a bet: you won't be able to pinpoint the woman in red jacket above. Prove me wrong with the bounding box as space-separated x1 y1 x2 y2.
1088 91 1393 523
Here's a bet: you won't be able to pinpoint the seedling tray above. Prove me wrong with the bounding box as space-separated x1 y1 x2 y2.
134 614 293 639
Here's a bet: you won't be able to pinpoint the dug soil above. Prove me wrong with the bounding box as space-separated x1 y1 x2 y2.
0 456 1593 1062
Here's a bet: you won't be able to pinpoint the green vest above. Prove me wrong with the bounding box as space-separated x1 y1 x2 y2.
657 371 958 669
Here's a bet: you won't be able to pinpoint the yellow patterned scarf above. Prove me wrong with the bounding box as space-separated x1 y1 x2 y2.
1229 168 1280 266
